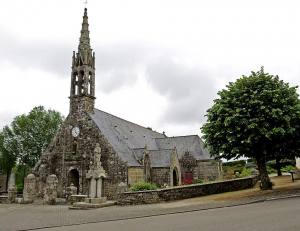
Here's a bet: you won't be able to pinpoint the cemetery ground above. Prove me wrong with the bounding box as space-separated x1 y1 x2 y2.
0 175 300 231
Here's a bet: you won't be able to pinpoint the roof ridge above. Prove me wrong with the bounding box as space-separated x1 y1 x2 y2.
93 108 164 136
148 149 174 152
155 135 199 139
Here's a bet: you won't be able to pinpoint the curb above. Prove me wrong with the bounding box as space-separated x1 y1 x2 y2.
265 193 300 201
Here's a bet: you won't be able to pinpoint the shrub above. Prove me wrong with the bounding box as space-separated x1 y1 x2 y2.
239 168 252 177
281 165 296 173
192 179 203 184
16 183 24 193
14 164 30 193
130 182 158 191
267 165 276 174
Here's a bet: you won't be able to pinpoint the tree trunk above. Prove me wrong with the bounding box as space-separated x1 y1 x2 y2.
256 156 272 190
275 157 282 176
5 169 11 192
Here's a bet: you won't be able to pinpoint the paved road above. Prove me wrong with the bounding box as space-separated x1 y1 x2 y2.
41 197 300 231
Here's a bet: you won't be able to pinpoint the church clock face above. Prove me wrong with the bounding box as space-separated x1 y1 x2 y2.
71 126 80 137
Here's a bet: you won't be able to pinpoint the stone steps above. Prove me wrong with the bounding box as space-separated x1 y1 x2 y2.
69 201 116 210
0 195 8 203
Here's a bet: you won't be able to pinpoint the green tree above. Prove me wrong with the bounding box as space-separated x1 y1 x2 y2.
1 106 64 169
201 67 300 190
0 131 17 191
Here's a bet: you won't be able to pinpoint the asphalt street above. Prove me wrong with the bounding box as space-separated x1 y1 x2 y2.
40 197 300 231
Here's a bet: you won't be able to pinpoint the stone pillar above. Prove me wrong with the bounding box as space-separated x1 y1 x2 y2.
96 178 102 198
23 174 37 203
8 185 17 203
8 172 16 189
296 158 300 170
44 174 58 205
87 179 90 197
89 178 96 198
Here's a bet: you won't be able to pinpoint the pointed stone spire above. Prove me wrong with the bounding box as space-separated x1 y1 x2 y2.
69 7 96 114
78 8 91 52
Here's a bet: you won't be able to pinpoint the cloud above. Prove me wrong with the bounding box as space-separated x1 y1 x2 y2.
0 27 144 93
145 56 218 125
95 42 150 93
0 111 17 129
0 26 218 127
0 27 72 76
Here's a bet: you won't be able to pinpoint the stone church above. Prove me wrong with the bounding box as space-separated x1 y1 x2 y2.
34 8 221 200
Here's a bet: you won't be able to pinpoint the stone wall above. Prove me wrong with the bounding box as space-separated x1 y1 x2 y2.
0 174 7 192
128 167 144 186
196 160 222 181
151 168 170 186
118 176 258 205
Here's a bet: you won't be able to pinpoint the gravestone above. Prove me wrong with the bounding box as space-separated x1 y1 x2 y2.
8 185 17 203
44 174 58 205
66 183 78 202
23 173 37 203
7 172 17 203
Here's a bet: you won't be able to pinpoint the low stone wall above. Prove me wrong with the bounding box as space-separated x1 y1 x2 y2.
0 174 7 193
118 176 258 205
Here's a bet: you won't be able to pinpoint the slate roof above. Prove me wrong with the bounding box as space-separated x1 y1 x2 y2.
155 136 210 160
89 109 211 167
89 109 165 166
148 150 173 167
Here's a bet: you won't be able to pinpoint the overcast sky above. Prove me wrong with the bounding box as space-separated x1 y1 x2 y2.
1 0 300 136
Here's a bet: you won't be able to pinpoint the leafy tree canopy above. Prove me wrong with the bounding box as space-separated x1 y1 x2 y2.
201 67 300 189
1 106 64 168
0 132 17 190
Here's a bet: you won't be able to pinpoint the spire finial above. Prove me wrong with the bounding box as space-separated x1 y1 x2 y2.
84 0 88 8
78 6 90 51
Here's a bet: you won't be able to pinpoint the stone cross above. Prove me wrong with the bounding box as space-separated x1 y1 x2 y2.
86 144 106 199
94 143 102 169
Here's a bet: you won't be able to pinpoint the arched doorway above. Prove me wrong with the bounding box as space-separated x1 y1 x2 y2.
68 169 80 194
173 168 178 186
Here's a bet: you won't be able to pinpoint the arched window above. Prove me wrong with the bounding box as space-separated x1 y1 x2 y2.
88 72 92 95
72 142 77 155
79 71 85 94
75 74 79 95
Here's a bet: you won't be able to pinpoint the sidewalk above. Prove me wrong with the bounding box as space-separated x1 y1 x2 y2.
0 175 299 231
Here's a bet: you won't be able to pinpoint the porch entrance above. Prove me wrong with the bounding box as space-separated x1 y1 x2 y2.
173 169 178 186
68 169 79 194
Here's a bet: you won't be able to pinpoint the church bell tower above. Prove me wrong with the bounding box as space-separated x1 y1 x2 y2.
70 8 96 113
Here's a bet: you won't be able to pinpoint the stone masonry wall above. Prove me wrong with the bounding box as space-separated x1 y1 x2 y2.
196 160 222 181
36 111 128 200
118 176 258 205
128 167 144 186
0 174 7 192
151 168 170 186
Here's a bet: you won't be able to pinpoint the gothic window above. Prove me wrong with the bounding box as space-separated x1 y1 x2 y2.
74 73 79 95
72 142 78 155
71 73 78 96
88 72 92 95
79 71 85 94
